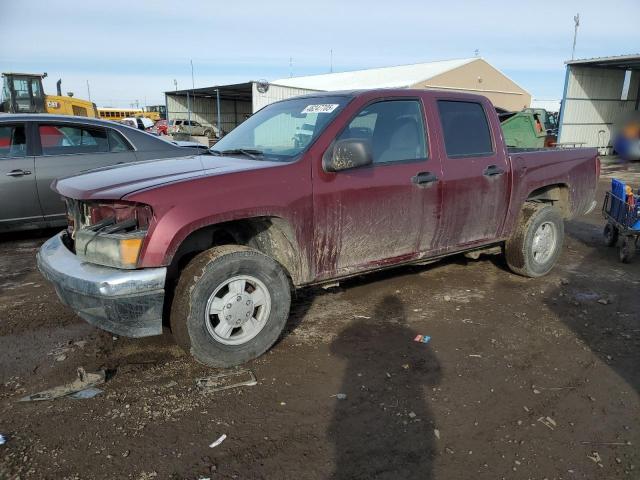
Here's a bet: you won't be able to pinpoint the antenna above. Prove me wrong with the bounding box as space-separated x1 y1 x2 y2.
571 13 580 60
86 80 91 101
330 49 333 73
474 49 480 57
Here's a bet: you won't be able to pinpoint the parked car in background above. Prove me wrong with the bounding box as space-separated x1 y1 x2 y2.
37 89 599 369
0 114 202 232
121 116 154 132
169 119 219 138
153 119 168 135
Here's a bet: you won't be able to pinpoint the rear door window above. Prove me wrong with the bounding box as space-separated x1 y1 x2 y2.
0 124 27 157
437 101 493 157
39 124 109 155
107 129 133 152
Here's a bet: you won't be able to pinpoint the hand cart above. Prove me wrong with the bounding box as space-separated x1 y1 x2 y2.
602 179 640 263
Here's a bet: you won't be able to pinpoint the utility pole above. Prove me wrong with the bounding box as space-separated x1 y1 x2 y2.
188 60 195 131
86 80 91 101
190 59 195 90
215 88 221 138
571 13 580 60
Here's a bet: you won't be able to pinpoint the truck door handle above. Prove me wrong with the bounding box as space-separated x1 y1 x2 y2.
6 169 32 177
411 171 439 187
483 165 505 177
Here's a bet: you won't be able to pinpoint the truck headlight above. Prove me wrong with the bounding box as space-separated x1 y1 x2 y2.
74 201 153 269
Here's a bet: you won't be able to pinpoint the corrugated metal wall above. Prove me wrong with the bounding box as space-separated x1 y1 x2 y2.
559 66 639 153
166 94 252 134
252 83 318 112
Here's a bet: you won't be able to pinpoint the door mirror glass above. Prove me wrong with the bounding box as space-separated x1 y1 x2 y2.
323 138 373 172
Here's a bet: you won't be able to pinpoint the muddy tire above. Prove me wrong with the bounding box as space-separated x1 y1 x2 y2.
170 245 291 368
603 223 618 247
619 236 635 263
505 203 564 278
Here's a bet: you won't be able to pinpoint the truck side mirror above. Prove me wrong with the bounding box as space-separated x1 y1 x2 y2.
323 138 373 172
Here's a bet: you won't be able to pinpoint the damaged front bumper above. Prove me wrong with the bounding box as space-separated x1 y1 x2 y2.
37 232 166 337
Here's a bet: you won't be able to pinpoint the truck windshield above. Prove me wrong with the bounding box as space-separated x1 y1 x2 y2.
211 96 351 161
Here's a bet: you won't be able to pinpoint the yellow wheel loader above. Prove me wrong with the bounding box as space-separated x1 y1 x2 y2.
1 72 98 117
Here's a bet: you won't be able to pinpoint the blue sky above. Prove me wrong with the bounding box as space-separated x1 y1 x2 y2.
2 0 638 107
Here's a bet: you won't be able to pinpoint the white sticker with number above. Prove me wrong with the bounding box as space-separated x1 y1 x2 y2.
301 104 339 114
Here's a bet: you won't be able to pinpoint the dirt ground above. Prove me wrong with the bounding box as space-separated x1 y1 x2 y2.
1 160 639 480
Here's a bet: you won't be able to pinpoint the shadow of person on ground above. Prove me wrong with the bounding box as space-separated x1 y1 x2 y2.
328 295 442 480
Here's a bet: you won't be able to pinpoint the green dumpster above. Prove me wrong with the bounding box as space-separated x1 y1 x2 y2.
500 109 557 148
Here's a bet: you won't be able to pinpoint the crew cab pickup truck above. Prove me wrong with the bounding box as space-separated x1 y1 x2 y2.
37 89 599 367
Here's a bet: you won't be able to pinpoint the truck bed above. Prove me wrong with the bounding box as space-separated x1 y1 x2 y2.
506 146 599 227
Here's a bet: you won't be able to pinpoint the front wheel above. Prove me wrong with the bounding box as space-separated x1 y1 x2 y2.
505 203 565 278
170 245 291 367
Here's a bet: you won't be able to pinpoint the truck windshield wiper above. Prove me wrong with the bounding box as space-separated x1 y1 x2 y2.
210 148 264 160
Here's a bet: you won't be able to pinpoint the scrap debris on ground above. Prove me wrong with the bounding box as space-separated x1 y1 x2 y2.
18 367 106 402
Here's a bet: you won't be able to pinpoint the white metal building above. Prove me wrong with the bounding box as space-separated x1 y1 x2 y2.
273 58 531 111
558 54 640 154
530 99 561 112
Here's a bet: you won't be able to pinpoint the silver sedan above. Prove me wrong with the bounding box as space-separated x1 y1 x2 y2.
0 114 203 232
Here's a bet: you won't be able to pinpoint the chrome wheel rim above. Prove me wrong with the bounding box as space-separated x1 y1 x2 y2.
205 275 271 346
532 221 557 264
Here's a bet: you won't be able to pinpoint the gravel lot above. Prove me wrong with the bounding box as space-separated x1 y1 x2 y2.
1 159 638 479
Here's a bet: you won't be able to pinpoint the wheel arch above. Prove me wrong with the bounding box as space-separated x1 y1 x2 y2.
165 216 307 287
525 183 571 218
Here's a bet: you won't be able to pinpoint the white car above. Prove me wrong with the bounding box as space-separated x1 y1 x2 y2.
121 117 154 131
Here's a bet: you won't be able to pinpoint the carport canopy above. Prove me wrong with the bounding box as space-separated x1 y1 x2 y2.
558 54 640 153
165 82 254 134
167 82 253 102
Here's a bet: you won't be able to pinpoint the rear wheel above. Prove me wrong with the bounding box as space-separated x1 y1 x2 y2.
603 223 619 247
170 245 291 367
505 203 564 277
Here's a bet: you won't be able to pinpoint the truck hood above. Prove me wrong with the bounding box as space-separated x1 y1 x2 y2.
53 155 283 200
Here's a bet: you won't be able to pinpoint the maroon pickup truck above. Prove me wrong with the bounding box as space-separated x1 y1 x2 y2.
37 89 599 367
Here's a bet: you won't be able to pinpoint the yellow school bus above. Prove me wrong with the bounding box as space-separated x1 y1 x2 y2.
98 108 161 122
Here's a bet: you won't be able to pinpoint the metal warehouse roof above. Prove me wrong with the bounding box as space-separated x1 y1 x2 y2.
166 82 253 100
272 58 478 90
566 54 640 69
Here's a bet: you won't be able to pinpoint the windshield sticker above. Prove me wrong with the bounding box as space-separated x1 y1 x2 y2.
301 104 339 114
